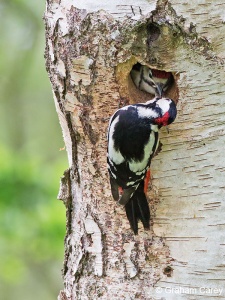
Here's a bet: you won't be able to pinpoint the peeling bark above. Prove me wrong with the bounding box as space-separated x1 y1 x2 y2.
45 0 225 299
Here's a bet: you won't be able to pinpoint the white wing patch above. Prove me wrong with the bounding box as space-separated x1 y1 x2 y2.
129 130 157 173
108 115 125 165
137 106 158 119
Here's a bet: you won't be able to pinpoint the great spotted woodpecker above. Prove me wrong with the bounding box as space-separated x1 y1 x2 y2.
130 63 174 97
107 97 177 234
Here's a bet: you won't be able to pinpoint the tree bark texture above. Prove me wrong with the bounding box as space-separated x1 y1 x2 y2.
44 0 225 299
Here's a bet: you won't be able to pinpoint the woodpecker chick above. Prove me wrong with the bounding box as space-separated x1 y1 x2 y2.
130 63 173 97
107 97 177 234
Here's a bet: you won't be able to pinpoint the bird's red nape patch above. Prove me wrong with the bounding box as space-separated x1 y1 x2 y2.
144 169 151 194
155 111 170 126
152 69 171 79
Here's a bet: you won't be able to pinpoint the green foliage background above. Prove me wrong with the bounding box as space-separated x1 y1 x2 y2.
0 1 67 299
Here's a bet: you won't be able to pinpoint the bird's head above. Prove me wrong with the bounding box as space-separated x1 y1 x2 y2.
146 97 177 127
150 69 173 98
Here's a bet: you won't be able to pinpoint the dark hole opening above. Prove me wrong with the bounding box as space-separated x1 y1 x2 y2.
130 62 175 98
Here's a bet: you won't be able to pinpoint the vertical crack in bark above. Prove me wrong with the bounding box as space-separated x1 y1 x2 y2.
79 108 99 145
65 112 80 183
57 169 74 279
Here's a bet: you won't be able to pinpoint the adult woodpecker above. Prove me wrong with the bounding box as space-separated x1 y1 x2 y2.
130 62 174 97
107 97 177 234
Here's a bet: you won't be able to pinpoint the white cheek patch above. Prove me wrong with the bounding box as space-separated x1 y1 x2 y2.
157 98 170 115
140 80 156 94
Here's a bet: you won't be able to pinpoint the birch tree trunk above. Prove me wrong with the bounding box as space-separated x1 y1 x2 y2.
44 0 225 299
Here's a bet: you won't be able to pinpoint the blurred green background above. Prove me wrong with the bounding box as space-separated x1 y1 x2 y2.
0 1 68 299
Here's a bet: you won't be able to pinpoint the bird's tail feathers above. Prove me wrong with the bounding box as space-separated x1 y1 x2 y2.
125 182 150 234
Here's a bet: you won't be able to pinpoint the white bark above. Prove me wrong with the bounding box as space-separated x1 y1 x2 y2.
44 0 225 299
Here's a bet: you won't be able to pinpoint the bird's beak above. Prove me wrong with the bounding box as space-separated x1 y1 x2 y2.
155 83 164 98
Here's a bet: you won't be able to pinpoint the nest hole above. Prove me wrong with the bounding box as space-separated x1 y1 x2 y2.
128 62 179 104
116 58 179 106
